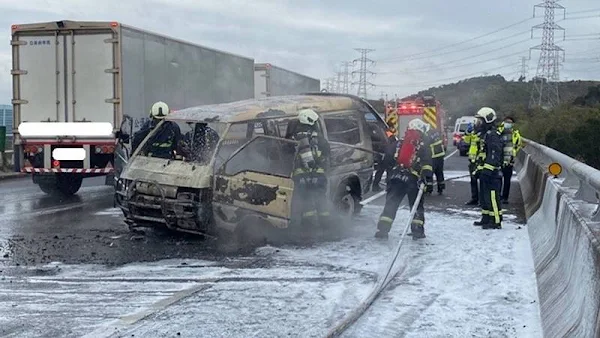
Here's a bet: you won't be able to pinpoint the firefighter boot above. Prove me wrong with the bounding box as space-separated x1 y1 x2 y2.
374 230 389 239
482 214 502 229
473 215 490 226
465 199 478 206
411 221 426 240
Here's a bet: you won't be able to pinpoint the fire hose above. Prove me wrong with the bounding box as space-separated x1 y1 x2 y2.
324 182 426 337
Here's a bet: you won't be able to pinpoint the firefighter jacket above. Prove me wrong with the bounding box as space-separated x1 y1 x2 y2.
476 127 504 174
427 129 446 158
144 121 182 158
462 131 481 163
497 125 523 166
179 124 220 164
290 123 330 177
132 119 159 152
387 133 433 181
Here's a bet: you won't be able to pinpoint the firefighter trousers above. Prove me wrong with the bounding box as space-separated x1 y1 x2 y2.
479 171 503 225
468 162 479 202
432 157 445 192
292 174 330 228
373 164 392 187
377 177 425 235
501 165 513 201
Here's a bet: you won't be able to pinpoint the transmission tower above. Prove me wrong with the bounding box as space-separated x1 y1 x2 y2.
352 48 376 98
518 56 529 81
341 61 351 94
336 69 343 93
529 0 565 109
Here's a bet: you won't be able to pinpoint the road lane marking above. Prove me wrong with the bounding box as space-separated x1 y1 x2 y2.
81 282 218 338
445 148 458 160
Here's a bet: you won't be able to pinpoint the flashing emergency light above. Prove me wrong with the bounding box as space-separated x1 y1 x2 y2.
52 160 60 168
18 122 113 137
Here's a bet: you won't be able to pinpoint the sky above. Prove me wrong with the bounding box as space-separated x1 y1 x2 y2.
0 0 599 103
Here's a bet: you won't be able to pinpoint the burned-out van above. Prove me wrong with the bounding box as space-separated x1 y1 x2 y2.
115 93 389 241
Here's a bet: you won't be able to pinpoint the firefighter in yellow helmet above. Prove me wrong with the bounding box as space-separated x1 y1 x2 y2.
133 101 182 159
288 108 331 229
472 107 504 229
497 116 523 203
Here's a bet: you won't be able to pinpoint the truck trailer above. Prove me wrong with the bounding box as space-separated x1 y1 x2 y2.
10 20 255 195
254 63 320 98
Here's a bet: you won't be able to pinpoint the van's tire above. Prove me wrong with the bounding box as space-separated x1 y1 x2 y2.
335 179 362 217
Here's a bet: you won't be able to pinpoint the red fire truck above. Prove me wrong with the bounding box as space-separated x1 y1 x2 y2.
385 94 448 149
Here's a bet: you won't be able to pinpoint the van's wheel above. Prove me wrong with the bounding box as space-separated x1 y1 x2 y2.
55 174 83 196
336 183 362 217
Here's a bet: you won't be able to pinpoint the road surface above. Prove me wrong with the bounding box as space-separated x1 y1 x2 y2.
0 146 542 337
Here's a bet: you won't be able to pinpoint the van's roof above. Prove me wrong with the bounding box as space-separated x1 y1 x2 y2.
167 94 367 123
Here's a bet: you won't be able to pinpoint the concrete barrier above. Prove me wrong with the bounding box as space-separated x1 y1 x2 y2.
516 139 600 338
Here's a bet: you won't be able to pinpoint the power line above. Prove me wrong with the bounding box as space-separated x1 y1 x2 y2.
378 30 531 63
377 48 529 75
374 62 518 89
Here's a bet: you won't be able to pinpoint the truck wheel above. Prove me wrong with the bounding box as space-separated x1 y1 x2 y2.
38 182 58 195
55 174 83 196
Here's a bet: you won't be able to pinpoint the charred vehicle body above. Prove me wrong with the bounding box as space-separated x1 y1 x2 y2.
115 93 388 240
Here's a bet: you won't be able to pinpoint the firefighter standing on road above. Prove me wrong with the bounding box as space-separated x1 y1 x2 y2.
426 126 446 195
375 118 433 240
289 108 331 229
463 122 482 206
498 116 523 204
372 121 398 192
472 107 504 229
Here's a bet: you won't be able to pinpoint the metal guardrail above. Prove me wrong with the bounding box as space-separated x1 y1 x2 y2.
523 137 600 221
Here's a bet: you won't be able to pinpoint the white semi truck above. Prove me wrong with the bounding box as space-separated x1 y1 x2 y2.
254 63 320 98
10 20 255 195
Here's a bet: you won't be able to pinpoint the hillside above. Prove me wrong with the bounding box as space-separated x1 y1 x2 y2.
416 75 600 121
368 75 600 168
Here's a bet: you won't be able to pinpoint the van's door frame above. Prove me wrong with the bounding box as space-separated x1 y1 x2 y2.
212 134 299 232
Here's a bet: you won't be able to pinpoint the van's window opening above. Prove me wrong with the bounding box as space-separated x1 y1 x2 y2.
323 111 362 145
457 123 469 132
138 121 225 165
223 136 297 178
214 118 296 170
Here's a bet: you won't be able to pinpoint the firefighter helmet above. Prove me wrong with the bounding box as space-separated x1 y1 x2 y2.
408 118 428 133
298 108 319 126
476 107 497 124
150 101 169 119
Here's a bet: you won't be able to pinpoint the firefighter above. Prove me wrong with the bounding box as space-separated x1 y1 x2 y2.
289 108 331 228
498 116 523 203
136 101 182 159
472 107 504 229
463 122 482 206
372 124 398 192
426 125 446 195
375 118 433 240
179 122 220 164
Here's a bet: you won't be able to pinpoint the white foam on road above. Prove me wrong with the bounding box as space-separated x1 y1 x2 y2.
0 206 541 337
